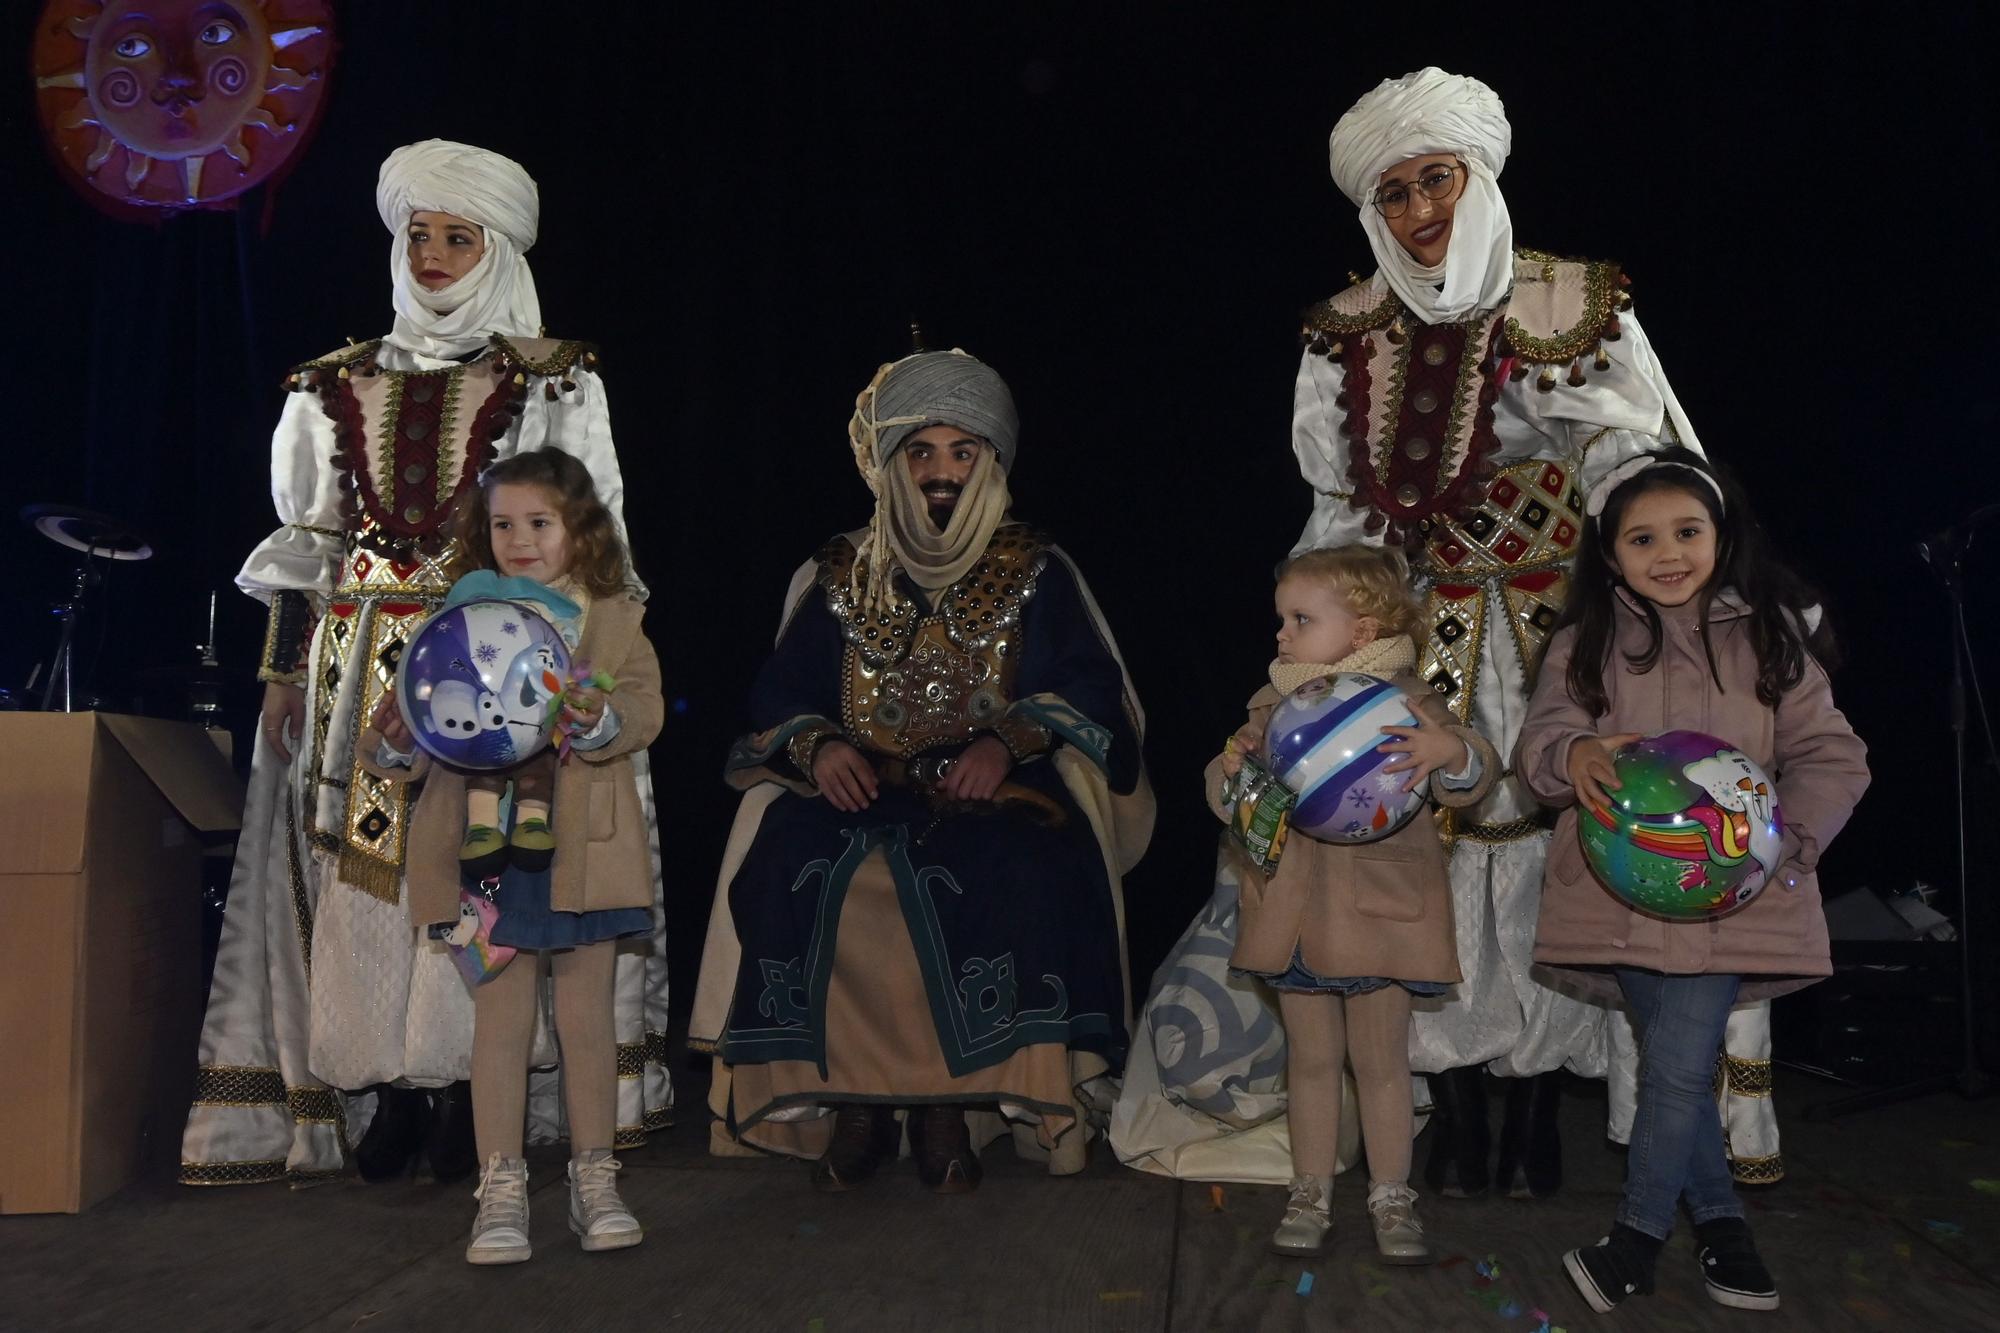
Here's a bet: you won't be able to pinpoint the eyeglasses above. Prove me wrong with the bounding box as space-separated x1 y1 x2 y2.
1372 161 1466 218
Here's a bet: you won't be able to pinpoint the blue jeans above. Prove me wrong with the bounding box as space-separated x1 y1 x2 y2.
1614 968 1745 1239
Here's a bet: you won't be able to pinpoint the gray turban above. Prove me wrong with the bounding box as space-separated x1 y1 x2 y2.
866 351 1020 473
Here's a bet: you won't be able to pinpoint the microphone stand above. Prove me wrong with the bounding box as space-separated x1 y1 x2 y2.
1806 504 1998 1119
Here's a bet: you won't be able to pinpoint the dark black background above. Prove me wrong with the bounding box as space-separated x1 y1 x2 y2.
6 3 1998 1025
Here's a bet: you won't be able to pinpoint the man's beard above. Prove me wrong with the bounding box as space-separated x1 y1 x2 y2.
924 481 963 532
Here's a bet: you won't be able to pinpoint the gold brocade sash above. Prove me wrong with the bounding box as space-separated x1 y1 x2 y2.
1412 457 1581 724
308 540 460 901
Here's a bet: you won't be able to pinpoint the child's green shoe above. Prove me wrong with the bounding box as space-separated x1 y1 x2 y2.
460 824 510 879
510 817 556 872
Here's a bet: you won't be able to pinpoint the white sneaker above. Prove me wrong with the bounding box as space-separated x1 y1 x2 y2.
568 1149 644 1252
1270 1175 1332 1256
466 1153 531 1265
1366 1180 1432 1265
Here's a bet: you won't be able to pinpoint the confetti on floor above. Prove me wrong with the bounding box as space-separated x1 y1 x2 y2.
1296 1272 1315 1296
1971 1178 2000 1196
1209 1184 1226 1212
1925 1219 1965 1238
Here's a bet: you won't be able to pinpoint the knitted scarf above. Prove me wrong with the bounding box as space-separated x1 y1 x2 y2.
1268 633 1417 697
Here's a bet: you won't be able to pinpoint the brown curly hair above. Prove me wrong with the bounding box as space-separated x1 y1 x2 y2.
445 448 636 597
1277 545 1422 640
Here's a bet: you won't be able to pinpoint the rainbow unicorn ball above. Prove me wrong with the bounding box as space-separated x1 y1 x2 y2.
1264 672 1426 845
1579 730 1786 920
396 599 571 772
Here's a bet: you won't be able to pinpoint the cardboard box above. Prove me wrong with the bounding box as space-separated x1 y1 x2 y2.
0 713 243 1214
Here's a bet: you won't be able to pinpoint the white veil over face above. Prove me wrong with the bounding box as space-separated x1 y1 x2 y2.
376 139 543 358
1330 67 1514 325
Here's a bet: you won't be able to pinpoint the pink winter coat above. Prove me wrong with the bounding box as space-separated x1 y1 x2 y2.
1515 591 1869 1001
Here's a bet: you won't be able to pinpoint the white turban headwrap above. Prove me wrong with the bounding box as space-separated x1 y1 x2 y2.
1329 67 1514 325
376 139 543 359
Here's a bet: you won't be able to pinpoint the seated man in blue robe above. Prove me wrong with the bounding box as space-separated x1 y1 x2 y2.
689 350 1153 1193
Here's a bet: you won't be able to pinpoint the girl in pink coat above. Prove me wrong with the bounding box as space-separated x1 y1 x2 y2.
1514 449 1868 1315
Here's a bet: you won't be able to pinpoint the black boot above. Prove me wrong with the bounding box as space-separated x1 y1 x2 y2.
354 1084 431 1182
425 1081 478 1184
811 1103 899 1192
1494 1071 1564 1199
1422 1066 1489 1199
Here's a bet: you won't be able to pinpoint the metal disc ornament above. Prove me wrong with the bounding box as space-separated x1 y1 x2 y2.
1579 729 1785 920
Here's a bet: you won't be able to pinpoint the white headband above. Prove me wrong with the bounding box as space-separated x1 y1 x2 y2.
1585 456 1727 518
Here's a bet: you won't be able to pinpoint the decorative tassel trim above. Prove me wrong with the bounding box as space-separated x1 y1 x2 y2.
336 846 402 905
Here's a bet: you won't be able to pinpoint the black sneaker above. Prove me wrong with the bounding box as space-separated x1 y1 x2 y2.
1563 1224 1661 1314
1696 1216 1780 1310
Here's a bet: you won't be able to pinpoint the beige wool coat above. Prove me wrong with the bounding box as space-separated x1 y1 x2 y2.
1209 673 1498 985
1517 592 1869 1000
361 595 663 929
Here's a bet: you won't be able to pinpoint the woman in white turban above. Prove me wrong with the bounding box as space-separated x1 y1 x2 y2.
181 139 673 1194
1151 64 1745 1246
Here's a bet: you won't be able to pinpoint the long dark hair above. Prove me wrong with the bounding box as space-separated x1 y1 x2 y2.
1558 447 1838 718
445 448 636 597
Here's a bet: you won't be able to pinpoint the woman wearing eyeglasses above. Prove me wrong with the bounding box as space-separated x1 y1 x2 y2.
1272 68 1764 1214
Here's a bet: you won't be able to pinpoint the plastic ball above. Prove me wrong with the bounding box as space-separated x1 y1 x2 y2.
396 599 570 771
1579 729 1786 920
1264 672 1426 844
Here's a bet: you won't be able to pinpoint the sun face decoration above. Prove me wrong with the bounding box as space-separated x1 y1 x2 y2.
32 0 334 213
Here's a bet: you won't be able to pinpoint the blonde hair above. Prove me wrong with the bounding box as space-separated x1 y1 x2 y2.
1278 545 1422 639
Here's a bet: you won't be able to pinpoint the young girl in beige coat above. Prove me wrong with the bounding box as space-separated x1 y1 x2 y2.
366 449 663 1266
1517 449 1867 1315
1213 546 1498 1262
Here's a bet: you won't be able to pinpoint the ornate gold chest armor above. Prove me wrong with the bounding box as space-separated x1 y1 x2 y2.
1414 456 1582 721
817 525 1048 758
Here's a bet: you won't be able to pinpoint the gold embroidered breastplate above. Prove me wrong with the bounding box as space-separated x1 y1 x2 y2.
288 334 600 561
1414 457 1582 721
817 525 1048 757
1298 250 1629 547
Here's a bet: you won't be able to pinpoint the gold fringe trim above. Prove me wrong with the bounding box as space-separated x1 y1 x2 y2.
643 1105 674 1133
613 1126 647 1151
336 845 403 905
684 1036 719 1055
489 334 595 377
616 1041 647 1079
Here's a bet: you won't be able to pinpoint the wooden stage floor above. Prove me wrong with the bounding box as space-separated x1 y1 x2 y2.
7 1068 1999 1331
